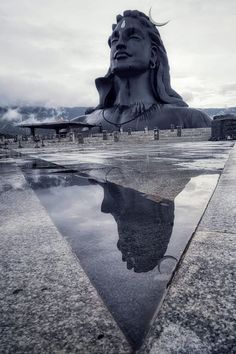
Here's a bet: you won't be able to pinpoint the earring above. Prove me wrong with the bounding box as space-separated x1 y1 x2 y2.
150 61 156 69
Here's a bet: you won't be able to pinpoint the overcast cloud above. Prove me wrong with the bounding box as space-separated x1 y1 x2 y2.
0 0 235 108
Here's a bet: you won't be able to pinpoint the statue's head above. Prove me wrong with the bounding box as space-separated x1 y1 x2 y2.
109 11 156 77
94 10 187 109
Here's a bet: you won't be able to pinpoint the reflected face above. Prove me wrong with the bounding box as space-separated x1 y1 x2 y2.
109 17 152 76
101 181 174 273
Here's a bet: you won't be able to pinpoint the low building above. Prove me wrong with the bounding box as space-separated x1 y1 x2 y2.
211 114 236 140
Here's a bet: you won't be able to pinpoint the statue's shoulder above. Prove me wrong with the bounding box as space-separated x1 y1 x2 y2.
162 105 212 128
184 107 212 127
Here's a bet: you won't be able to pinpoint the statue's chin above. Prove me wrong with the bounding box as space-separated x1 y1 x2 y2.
111 64 148 77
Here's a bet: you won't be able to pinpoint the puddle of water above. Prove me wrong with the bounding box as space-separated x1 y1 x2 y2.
20 159 218 350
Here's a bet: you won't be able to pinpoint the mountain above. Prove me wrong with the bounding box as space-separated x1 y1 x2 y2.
0 106 88 136
0 105 236 136
201 107 236 117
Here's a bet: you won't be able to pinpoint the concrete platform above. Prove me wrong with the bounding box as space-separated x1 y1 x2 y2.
0 163 130 353
0 130 235 353
139 145 236 354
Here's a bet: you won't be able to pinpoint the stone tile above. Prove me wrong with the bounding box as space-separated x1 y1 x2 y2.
140 145 236 353
199 144 236 234
138 230 236 354
1 140 234 353
0 163 131 354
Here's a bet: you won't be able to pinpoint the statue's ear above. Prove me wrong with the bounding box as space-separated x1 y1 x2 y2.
151 46 158 63
95 77 113 107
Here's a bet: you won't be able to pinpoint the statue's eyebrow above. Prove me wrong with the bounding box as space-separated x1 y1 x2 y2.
125 27 144 38
108 26 144 46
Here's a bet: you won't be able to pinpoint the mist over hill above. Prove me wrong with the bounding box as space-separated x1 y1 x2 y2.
0 106 87 136
201 107 236 117
0 105 236 136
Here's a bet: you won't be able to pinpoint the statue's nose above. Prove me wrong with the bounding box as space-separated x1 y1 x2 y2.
116 35 126 50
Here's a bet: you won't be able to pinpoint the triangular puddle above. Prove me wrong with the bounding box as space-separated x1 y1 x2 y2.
20 158 219 350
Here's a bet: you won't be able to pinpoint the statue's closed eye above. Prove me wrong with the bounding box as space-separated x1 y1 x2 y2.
128 35 142 41
111 38 118 44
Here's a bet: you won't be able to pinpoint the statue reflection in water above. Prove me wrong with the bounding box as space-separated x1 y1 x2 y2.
24 161 177 274
99 180 176 273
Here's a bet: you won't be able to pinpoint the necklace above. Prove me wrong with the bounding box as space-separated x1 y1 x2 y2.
102 109 140 129
102 104 157 129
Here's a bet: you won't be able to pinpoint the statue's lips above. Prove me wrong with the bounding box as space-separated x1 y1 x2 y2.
114 51 132 60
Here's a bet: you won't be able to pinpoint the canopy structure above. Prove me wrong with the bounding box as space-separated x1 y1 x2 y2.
17 120 96 136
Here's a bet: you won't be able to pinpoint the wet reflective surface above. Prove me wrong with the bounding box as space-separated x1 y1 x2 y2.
20 158 219 349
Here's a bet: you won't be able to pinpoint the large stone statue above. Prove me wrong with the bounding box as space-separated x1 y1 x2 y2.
74 10 211 131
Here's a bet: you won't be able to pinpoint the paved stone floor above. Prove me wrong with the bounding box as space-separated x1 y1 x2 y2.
0 130 235 353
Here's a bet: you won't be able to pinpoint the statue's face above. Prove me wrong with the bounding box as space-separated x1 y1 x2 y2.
109 17 152 76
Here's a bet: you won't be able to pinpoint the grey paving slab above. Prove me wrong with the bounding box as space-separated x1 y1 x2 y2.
0 139 235 353
14 141 233 201
0 163 131 354
139 144 236 354
199 144 236 234
138 230 236 354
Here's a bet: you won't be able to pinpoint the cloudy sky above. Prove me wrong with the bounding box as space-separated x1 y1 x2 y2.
0 0 235 108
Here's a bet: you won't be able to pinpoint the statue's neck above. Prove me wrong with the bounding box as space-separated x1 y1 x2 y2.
113 71 156 107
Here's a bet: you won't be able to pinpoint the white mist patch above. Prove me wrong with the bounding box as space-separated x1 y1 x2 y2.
23 114 59 124
23 113 38 124
23 112 64 124
2 108 22 123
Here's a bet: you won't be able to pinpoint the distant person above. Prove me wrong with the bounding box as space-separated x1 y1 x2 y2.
74 10 211 131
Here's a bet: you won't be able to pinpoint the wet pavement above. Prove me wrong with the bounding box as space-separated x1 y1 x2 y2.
0 134 235 353
19 159 218 349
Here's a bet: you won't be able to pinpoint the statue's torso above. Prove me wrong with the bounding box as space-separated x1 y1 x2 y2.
75 104 211 132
